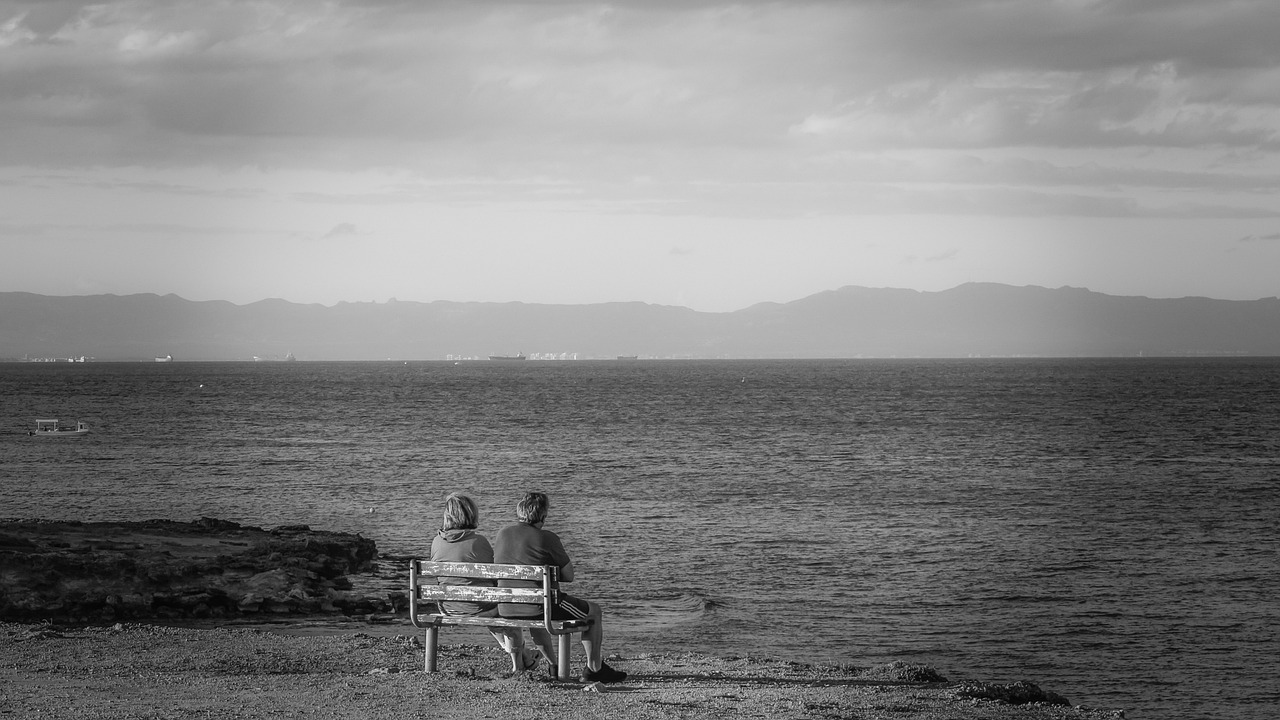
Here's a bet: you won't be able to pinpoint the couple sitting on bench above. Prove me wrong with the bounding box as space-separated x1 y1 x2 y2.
430 491 627 683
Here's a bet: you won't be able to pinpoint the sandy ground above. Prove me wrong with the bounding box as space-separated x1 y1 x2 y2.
1 622 1124 720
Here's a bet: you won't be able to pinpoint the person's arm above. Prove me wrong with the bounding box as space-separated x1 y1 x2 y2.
544 530 574 582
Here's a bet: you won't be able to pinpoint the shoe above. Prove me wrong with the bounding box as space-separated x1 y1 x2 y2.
579 661 627 684
516 649 539 673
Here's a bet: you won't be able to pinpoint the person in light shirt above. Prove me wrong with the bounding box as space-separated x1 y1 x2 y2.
429 492 541 674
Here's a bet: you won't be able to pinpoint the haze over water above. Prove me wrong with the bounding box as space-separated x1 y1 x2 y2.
3 358 1277 720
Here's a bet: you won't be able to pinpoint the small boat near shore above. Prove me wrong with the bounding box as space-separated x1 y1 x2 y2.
488 353 526 361
29 419 90 437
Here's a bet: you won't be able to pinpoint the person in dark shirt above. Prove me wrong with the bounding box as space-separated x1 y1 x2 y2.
493 491 627 684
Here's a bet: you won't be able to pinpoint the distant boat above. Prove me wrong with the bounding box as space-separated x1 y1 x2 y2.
29 419 89 437
488 353 527 361
155 355 173 363
616 355 638 360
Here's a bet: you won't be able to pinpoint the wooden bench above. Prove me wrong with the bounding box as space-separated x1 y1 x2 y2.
409 560 595 680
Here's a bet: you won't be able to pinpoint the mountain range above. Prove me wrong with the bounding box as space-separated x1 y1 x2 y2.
2 283 1278 361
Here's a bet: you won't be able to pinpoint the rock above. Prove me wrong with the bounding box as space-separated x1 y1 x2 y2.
953 680 1071 706
17 627 64 641
271 525 313 533
859 662 948 683
194 517 247 533
0 518 386 623
0 533 38 550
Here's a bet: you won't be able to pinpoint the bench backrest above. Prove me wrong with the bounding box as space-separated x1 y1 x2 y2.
410 560 588 678
409 560 561 620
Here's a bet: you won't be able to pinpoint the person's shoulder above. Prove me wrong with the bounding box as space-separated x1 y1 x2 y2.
494 522 521 536
493 522 525 544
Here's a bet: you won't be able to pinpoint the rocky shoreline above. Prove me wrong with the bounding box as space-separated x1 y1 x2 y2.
0 518 399 622
0 518 1123 719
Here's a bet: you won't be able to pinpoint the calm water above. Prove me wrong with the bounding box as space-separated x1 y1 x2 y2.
2 359 1278 719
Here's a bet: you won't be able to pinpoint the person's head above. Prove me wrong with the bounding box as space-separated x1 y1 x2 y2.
514 492 550 525
441 492 480 531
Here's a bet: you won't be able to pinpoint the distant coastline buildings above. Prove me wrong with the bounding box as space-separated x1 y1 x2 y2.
17 355 92 363
451 352 582 361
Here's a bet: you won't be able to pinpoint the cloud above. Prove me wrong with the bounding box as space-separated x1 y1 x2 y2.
3 1 1270 163
901 248 960 266
2 0 1279 222
0 221 49 237
322 222 357 239
3 0 88 41
789 65 1280 151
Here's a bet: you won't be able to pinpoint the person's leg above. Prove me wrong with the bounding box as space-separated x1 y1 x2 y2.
489 627 535 672
528 627 558 667
549 594 624 682
489 627 518 654
575 601 625 682
580 601 604 671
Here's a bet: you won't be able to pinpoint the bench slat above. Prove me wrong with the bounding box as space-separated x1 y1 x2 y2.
415 615 591 631
416 586 547 603
413 561 547 582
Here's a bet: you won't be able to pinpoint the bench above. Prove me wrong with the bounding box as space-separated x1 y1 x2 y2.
409 560 595 680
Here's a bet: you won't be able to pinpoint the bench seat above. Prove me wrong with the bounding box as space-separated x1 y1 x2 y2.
409 560 595 680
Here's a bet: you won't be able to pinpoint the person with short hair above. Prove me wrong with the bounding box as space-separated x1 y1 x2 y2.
429 492 540 674
493 491 627 683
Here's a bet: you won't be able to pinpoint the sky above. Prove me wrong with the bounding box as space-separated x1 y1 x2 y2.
2 0 1279 312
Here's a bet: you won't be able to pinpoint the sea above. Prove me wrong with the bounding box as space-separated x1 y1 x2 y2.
2 358 1277 720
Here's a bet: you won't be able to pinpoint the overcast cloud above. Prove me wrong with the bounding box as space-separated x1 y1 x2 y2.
2 0 1278 309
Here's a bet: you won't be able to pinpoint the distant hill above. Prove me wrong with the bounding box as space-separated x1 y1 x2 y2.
2 284 1278 360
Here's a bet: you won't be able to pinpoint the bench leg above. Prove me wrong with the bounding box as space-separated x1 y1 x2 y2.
425 626 439 673
557 633 572 681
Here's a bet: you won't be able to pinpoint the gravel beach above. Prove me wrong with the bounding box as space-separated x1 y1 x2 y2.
2 622 1123 720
